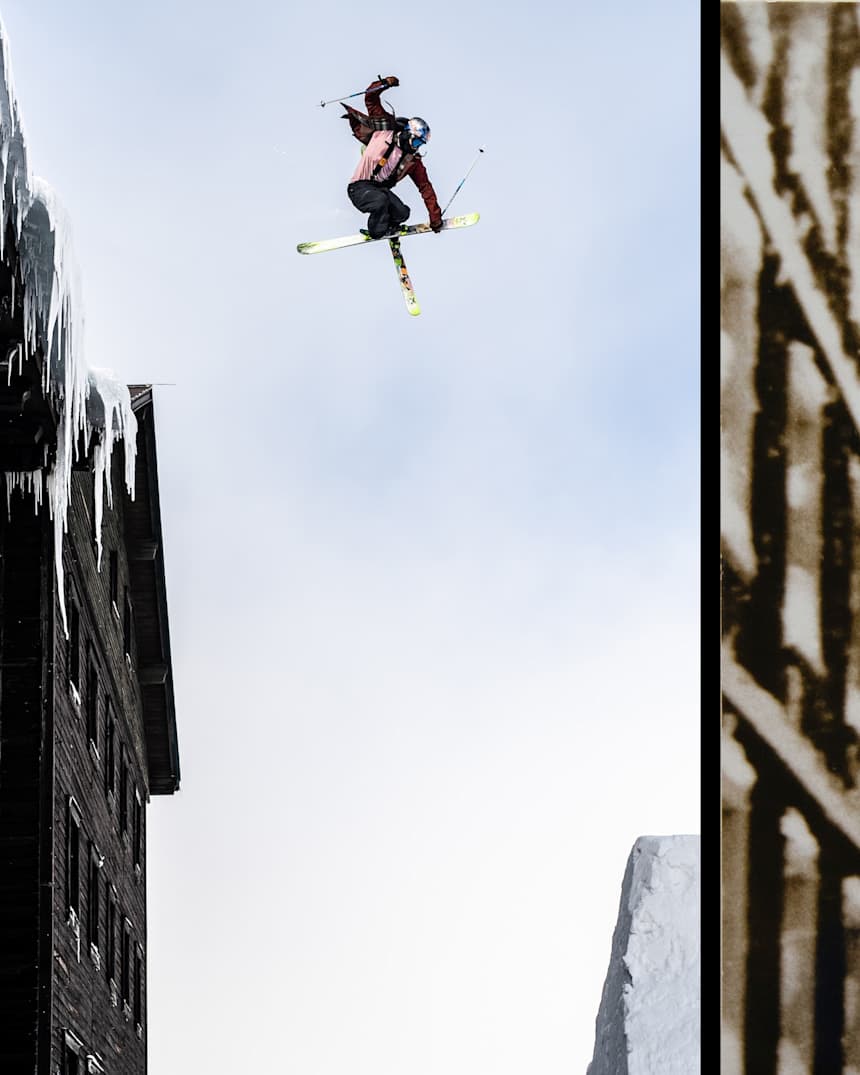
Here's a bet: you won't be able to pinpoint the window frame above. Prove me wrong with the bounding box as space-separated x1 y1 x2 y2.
119 745 128 836
68 602 81 701
62 1030 85 1075
105 883 118 989
132 787 142 874
109 549 119 612
104 700 116 800
134 943 143 1031
66 798 82 922
123 587 133 665
86 647 99 752
121 916 132 1008
90 473 98 549
88 843 101 956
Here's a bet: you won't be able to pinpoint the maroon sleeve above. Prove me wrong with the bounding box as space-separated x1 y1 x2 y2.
364 80 389 119
408 158 443 227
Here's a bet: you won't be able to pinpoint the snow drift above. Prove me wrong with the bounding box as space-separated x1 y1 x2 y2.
587 835 700 1075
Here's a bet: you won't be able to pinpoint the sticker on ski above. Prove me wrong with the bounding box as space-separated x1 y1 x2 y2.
388 238 420 316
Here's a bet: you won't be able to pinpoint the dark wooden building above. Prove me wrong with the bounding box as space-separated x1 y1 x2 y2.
0 192 180 1075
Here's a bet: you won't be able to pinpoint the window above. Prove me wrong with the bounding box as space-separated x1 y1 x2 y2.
132 790 142 872
68 603 80 696
109 549 118 609
121 918 131 1006
104 702 115 798
88 845 101 953
90 476 98 546
123 587 133 662
106 884 117 986
63 1031 84 1075
86 650 99 749
119 747 128 835
134 945 143 1028
66 799 81 921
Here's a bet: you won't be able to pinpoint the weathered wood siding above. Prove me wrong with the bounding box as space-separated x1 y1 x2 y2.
50 450 150 1074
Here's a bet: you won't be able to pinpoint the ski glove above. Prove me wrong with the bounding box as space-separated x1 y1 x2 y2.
431 218 443 233
380 75 399 88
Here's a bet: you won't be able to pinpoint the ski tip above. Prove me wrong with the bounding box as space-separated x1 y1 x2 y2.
408 305 421 317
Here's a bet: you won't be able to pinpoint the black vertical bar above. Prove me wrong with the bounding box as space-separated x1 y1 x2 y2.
745 780 785 1074
814 849 846 1073
735 255 790 699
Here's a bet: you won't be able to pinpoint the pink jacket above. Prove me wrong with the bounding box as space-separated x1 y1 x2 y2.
350 130 405 185
342 80 442 228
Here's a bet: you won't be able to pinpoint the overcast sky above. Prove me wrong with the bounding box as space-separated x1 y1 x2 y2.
0 1 699 1071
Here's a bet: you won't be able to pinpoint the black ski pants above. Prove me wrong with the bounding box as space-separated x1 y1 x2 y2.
347 180 410 238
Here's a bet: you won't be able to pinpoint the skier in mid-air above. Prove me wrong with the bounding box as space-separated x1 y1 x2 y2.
341 75 443 240
297 76 481 314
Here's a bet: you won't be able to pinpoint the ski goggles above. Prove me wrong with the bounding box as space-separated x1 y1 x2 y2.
405 119 430 151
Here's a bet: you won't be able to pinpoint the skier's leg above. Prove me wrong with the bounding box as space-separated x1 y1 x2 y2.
347 181 395 239
347 181 379 213
386 190 411 228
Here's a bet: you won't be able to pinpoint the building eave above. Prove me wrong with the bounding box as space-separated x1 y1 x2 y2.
124 385 180 795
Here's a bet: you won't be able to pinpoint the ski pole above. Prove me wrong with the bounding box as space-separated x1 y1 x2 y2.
319 89 369 108
320 78 391 108
441 146 486 216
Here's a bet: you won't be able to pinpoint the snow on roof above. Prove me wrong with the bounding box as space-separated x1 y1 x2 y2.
0 16 137 633
588 835 701 1075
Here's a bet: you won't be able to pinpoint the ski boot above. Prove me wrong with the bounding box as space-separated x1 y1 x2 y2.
361 227 403 240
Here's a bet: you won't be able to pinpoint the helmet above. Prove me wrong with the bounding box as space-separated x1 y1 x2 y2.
403 117 430 151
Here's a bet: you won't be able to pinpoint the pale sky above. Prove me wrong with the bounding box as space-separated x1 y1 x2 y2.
0 1 700 1071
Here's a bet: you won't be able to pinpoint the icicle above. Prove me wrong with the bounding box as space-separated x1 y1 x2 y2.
87 367 138 564
31 466 42 512
5 468 45 516
0 20 139 634
47 419 69 637
4 341 20 385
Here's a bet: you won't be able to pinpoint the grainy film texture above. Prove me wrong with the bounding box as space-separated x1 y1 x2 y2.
722 2 860 1072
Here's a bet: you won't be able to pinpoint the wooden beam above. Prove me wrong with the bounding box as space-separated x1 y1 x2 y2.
128 541 159 562
137 664 167 686
721 55 860 437
722 642 860 853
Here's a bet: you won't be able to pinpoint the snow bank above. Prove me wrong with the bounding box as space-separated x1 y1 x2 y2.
587 835 700 1075
0 16 137 631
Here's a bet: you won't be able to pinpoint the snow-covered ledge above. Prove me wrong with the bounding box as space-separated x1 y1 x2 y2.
0 16 137 633
587 835 700 1075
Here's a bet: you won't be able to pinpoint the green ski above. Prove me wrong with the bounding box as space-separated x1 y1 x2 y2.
388 237 420 317
297 212 479 255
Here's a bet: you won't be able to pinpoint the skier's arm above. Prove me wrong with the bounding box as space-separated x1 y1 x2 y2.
408 158 443 230
365 76 399 119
